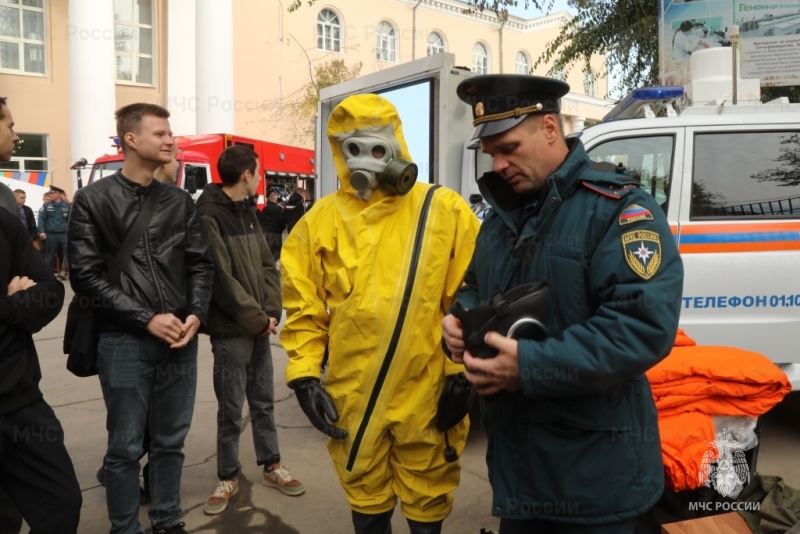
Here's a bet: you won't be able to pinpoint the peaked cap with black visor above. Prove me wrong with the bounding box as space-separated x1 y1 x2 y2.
456 74 570 139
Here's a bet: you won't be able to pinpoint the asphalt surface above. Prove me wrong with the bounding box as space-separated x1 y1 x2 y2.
22 284 800 533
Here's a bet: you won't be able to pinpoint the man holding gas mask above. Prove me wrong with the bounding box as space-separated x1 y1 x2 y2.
442 74 684 533
280 93 479 534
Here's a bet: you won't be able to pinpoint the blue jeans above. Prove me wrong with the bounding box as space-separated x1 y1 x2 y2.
211 335 280 480
97 332 198 534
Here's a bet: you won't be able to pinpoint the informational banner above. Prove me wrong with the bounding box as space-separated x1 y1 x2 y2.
659 0 800 87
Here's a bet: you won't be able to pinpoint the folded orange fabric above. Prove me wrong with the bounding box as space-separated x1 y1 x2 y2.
646 329 791 491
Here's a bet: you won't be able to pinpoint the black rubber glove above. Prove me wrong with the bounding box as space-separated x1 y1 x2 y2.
290 378 348 440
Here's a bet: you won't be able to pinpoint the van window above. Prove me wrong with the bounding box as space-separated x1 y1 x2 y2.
691 131 800 218
586 135 674 211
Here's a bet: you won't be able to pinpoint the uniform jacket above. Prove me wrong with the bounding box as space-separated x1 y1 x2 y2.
38 200 70 234
0 210 65 415
68 173 213 336
456 139 684 524
195 184 281 338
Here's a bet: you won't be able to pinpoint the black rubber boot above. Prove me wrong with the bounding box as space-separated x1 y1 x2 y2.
352 509 393 534
407 518 443 534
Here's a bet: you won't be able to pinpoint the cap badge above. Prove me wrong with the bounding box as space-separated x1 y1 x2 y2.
475 102 485 117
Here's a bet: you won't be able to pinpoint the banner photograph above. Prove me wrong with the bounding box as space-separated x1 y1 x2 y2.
659 0 800 87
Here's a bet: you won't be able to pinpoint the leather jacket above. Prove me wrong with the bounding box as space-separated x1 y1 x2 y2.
68 173 213 336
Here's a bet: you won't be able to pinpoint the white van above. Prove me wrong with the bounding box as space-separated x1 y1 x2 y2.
575 50 800 387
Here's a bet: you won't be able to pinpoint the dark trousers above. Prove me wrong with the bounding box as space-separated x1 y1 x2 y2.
0 399 82 534
0 485 22 534
265 232 282 263
499 517 636 534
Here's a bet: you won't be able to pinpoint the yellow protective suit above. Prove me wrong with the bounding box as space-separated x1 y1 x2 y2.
280 94 479 521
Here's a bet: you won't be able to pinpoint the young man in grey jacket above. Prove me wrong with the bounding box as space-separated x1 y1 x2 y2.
195 145 305 516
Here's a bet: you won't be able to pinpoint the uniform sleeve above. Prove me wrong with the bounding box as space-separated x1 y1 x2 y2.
280 213 329 384
200 215 270 336
519 192 684 399
36 206 46 234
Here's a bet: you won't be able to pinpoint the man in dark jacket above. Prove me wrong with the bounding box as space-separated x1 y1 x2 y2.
0 96 82 533
259 191 286 261
13 190 39 249
284 188 306 234
196 146 304 516
442 75 684 533
68 103 213 534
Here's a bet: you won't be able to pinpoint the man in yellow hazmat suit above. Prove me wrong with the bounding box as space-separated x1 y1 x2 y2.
280 93 480 533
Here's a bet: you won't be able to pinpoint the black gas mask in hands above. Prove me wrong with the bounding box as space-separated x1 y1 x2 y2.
451 281 551 359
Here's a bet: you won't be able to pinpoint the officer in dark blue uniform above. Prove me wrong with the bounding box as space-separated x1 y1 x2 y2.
38 184 71 280
442 74 685 533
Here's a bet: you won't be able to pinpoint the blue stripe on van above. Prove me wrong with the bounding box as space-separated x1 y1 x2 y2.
680 231 800 244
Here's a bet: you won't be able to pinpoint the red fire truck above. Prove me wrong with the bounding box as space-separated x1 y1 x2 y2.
85 134 315 208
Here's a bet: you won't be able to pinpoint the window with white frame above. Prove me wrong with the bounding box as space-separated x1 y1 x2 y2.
114 0 154 85
317 9 341 52
584 69 597 97
0 133 48 171
427 32 445 55
0 0 46 75
472 42 489 74
552 66 566 81
515 51 530 75
375 21 396 62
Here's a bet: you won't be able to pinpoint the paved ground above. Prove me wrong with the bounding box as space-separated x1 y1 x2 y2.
24 284 800 533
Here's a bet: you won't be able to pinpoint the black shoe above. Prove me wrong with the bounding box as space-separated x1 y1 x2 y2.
152 521 187 534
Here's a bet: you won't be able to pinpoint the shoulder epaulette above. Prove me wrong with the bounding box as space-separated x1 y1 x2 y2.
581 181 638 200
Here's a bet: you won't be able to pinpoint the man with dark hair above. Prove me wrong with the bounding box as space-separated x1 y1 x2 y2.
443 74 684 534
0 96 82 533
37 185 71 280
195 145 304 516
68 102 213 534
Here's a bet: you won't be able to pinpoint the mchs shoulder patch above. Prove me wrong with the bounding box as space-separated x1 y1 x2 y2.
619 204 653 226
622 230 661 280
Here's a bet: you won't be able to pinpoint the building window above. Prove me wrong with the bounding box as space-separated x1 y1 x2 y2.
552 66 565 81
317 8 341 52
472 42 489 74
0 133 49 171
114 0 154 85
515 51 530 75
375 21 396 62
427 32 445 55
0 0 46 75
584 69 596 97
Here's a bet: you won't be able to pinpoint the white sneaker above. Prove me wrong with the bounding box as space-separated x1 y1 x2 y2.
203 478 238 515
